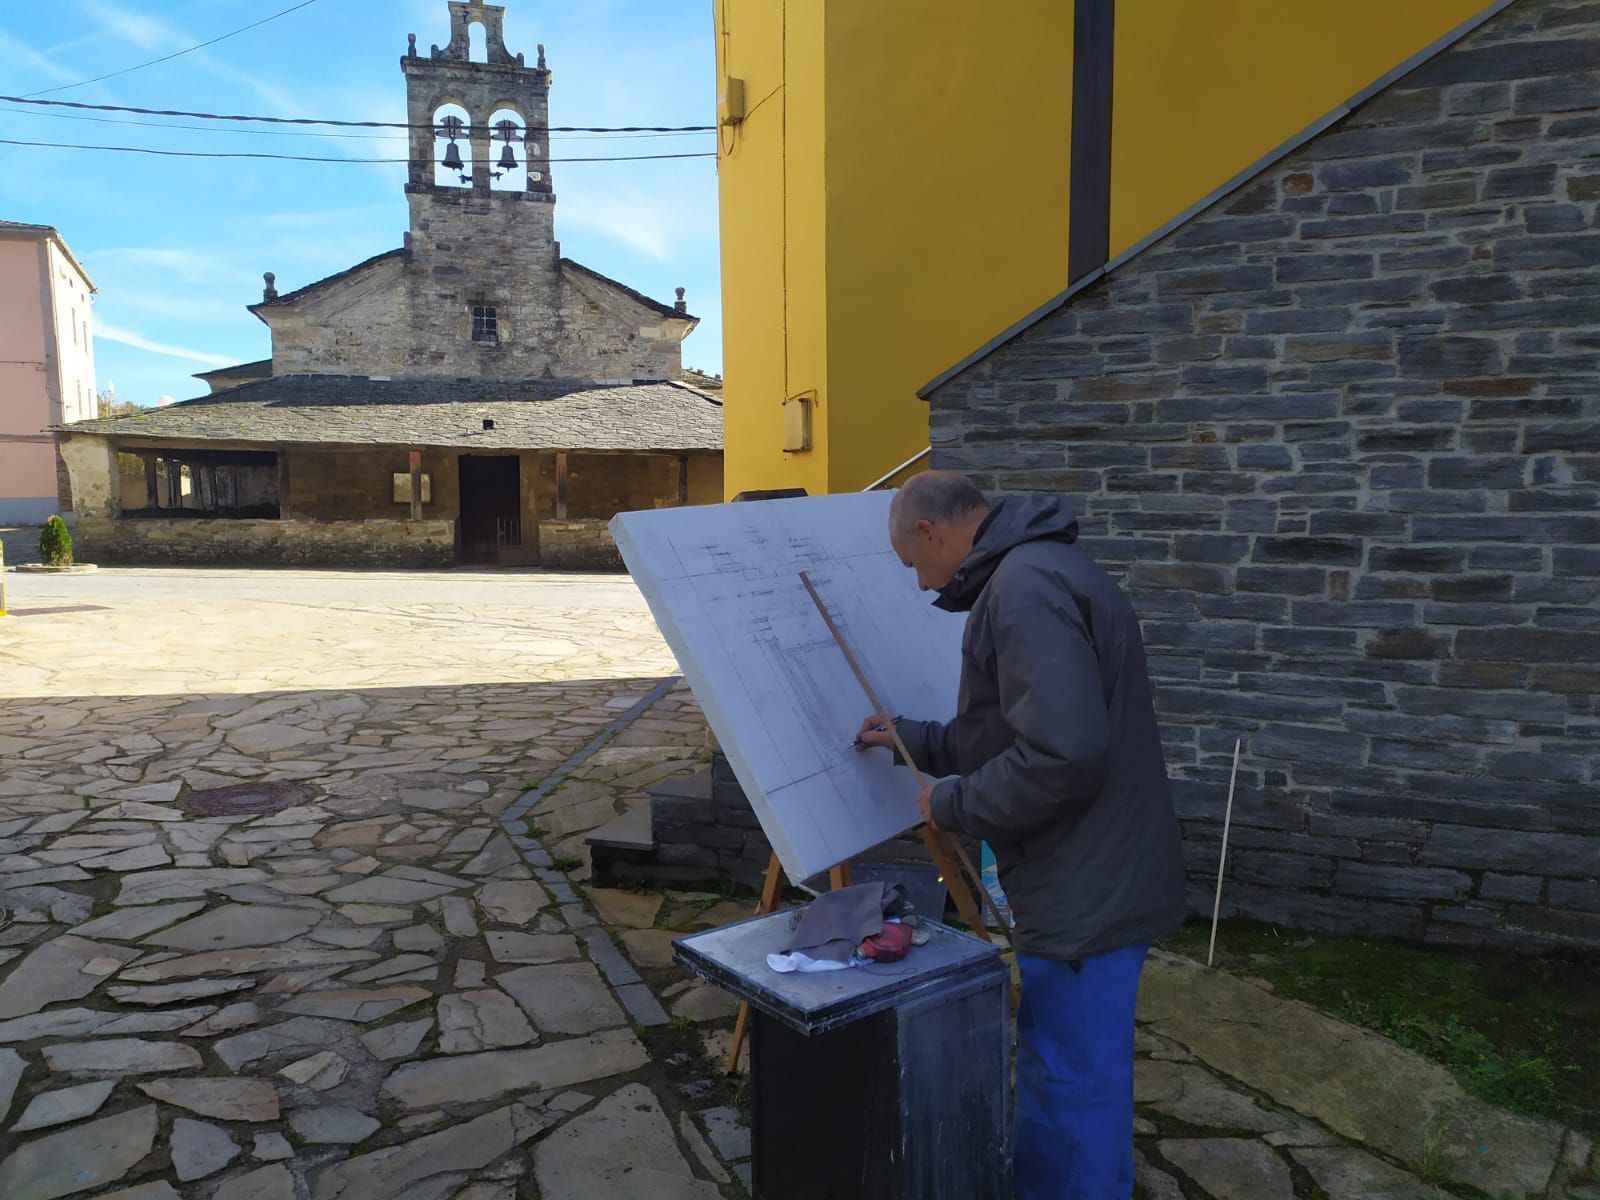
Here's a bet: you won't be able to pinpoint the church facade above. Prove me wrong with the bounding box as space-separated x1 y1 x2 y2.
57 0 721 568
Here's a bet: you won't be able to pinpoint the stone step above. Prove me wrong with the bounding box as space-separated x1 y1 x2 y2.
584 806 654 854
647 768 712 804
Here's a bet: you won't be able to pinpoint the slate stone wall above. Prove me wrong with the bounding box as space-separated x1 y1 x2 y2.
76 517 458 567
538 519 623 571
927 0 1599 952
647 754 773 890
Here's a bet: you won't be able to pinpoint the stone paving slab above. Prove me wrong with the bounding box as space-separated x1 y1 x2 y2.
0 570 748 1199
7 568 1586 1200
1137 951 1580 1199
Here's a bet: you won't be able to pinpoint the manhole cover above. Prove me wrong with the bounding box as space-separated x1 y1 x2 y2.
178 781 312 817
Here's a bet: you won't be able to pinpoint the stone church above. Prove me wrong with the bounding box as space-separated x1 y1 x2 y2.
58 0 722 568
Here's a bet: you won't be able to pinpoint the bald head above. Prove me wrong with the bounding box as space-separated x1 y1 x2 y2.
887 472 991 592
889 471 990 540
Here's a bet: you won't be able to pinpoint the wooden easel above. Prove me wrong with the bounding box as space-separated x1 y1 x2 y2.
723 572 1009 1074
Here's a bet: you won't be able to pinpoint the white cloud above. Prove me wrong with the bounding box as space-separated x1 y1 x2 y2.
0 30 85 86
78 0 177 53
91 247 254 288
559 187 693 261
97 321 237 367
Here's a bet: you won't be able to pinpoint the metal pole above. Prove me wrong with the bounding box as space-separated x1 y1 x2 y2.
1207 738 1242 969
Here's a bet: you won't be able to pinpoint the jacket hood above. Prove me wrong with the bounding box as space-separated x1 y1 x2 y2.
934 495 1080 613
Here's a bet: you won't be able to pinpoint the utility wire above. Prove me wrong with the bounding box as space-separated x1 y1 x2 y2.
0 93 714 133
0 104 715 142
0 137 716 165
26 0 323 98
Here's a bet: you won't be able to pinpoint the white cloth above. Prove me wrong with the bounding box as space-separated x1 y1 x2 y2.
765 951 854 974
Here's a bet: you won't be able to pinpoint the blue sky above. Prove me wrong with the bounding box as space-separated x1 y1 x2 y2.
0 0 721 407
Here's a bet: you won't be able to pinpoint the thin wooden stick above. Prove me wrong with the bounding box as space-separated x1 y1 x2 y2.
798 570 1011 949
1207 738 1242 969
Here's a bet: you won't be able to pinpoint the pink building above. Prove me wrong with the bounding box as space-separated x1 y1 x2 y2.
0 220 97 524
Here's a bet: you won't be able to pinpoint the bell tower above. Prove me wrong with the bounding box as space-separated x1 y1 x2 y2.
398 1 563 377
402 1 553 201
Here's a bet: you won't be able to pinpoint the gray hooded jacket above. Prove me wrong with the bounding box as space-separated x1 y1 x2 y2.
900 495 1188 962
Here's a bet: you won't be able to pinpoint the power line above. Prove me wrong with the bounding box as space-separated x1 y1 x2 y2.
0 93 714 134
26 0 323 98
0 104 716 142
0 137 716 165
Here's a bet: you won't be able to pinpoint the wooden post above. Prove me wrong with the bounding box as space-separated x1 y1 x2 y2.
555 451 569 519
277 451 292 520
140 452 158 508
677 453 689 506
408 451 423 522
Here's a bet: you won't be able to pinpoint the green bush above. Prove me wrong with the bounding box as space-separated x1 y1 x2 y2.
38 515 72 567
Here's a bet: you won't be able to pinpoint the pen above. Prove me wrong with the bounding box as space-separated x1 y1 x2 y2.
849 716 900 749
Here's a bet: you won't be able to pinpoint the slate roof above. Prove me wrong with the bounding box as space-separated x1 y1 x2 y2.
249 249 404 313
60 375 723 452
194 359 272 384
560 258 694 322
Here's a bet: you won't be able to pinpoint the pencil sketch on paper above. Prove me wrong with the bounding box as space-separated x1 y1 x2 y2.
611 491 966 882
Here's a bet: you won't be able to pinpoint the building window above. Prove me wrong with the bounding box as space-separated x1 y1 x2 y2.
472 305 499 345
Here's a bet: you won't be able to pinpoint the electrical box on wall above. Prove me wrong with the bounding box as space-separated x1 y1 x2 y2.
781 394 813 453
718 76 746 126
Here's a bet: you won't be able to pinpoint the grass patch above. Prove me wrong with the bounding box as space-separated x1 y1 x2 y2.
550 855 583 872
1159 917 1598 1134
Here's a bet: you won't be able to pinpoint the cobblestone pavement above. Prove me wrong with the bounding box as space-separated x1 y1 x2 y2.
0 567 744 1199
1 565 1592 1200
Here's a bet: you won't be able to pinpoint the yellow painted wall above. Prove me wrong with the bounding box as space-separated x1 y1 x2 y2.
714 0 829 498
1111 0 1489 253
716 1 1495 499
823 3 1074 494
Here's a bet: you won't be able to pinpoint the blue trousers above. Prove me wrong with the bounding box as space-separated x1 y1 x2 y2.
1013 942 1149 1200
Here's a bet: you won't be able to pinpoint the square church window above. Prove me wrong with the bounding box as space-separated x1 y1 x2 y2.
472 305 499 344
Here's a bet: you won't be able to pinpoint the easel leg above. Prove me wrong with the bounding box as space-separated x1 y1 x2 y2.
919 826 992 943
725 850 787 1075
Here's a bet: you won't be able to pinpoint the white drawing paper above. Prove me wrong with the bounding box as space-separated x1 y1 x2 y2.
611 491 966 882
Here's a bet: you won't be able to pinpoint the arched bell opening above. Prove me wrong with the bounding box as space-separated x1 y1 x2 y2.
486 109 529 192
432 103 473 188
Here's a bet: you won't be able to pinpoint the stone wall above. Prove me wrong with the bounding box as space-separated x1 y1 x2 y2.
263 194 687 385
290 447 462 521
647 755 773 890
76 517 457 567
539 519 622 571
927 0 1599 952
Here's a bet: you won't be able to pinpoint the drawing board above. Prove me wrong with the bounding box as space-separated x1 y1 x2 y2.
611 491 966 882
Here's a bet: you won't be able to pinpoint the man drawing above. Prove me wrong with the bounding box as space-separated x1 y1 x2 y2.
856 470 1187 1200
